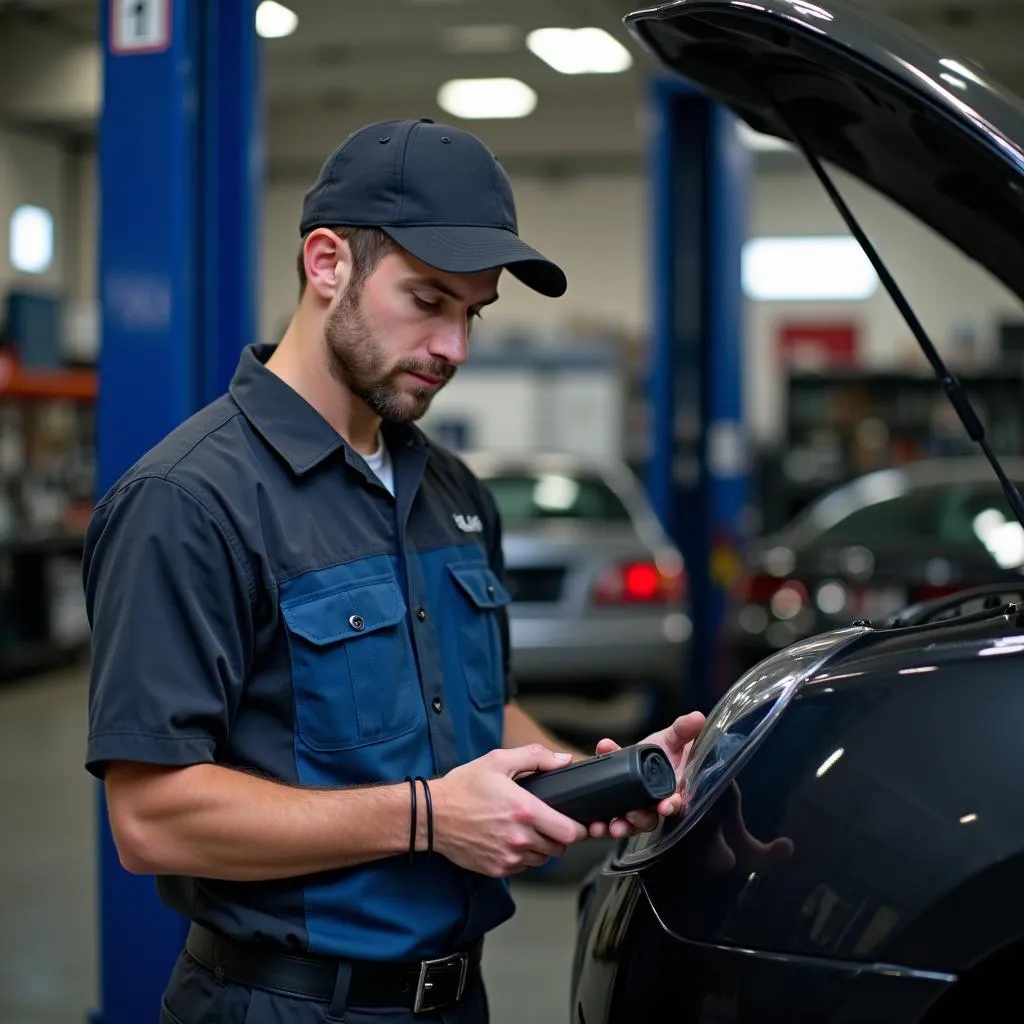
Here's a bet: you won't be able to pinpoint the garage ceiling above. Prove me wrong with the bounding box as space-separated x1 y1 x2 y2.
1 0 1023 177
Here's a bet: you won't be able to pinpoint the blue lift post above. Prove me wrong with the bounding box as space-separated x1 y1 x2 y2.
645 78 751 713
95 1 261 1020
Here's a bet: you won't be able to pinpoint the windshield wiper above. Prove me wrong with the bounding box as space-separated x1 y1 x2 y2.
771 103 1024 532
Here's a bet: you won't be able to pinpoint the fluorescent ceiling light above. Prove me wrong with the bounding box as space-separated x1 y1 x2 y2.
742 236 878 301
526 27 632 74
437 78 537 119
9 205 53 275
256 1 298 39
443 24 521 53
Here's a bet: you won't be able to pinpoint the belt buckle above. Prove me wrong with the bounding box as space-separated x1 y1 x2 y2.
414 951 468 1013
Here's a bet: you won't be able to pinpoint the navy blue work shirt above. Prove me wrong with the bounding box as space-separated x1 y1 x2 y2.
83 342 517 960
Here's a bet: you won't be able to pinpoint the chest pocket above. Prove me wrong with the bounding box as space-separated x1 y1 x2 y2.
282 575 422 752
447 563 512 711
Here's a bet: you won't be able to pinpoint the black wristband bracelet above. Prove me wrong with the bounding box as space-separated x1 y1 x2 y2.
405 776 417 862
416 776 434 856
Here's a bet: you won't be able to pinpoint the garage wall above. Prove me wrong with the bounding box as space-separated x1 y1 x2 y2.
0 125 70 298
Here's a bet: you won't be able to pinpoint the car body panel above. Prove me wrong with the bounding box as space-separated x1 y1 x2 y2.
636 616 1024 970
574 869 955 1024
573 610 1024 1021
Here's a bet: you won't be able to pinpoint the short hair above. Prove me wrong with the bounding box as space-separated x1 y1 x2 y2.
296 226 398 298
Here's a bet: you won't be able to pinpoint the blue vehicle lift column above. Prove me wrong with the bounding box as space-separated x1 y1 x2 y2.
645 78 751 713
95 1 261 1020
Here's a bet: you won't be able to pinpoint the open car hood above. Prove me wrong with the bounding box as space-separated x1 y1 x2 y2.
625 0 1024 303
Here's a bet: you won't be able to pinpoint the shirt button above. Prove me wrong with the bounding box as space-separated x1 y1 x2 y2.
349 614 365 631
417 607 428 622
432 698 443 714
486 585 495 598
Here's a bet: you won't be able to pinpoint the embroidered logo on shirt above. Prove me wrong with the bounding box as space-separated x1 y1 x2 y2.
453 513 484 533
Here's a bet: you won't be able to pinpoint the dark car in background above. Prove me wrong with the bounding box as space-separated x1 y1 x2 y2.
464 451 691 742
571 0 1024 1020
723 458 1024 677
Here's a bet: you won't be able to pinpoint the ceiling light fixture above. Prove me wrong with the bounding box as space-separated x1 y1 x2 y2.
437 78 537 119
526 27 632 74
256 1 298 39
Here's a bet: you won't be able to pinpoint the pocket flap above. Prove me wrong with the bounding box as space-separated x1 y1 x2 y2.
282 576 407 645
448 564 512 609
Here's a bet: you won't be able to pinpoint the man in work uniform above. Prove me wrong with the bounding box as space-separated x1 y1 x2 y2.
83 118 705 1023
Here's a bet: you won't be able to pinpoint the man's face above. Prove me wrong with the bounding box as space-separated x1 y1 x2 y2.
324 246 500 424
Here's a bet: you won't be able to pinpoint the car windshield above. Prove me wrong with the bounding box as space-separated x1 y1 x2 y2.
811 482 1024 567
480 471 633 526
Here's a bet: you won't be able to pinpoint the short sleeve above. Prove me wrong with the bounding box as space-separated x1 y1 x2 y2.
82 475 254 778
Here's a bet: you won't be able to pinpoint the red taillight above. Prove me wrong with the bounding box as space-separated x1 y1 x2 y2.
592 560 687 606
624 562 660 600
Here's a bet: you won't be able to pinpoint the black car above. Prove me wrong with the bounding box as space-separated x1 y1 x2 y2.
571 0 1024 1021
722 457 1024 680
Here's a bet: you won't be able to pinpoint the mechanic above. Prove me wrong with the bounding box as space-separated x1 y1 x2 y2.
83 117 705 1024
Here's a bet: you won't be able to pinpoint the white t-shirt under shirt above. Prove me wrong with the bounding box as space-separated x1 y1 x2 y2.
363 434 395 496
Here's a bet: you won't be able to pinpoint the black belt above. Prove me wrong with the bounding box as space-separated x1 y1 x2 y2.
185 923 482 1014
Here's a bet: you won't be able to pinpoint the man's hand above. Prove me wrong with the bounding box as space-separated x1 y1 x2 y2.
432 745 588 877
587 711 706 840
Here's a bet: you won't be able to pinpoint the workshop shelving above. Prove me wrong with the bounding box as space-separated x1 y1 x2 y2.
0 359 96 678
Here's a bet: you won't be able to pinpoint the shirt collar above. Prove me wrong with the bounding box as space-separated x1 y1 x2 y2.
229 343 428 477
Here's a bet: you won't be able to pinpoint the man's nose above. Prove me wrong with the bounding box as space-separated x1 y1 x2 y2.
428 318 470 366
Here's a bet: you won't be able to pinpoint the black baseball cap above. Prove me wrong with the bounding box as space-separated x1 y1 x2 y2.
299 118 567 298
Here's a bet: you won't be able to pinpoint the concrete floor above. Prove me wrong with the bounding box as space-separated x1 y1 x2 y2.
0 665 589 1024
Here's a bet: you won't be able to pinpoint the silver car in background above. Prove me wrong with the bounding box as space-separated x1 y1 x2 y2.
463 451 692 740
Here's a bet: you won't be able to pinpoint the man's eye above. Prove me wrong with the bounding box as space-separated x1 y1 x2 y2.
469 309 484 321
413 296 439 313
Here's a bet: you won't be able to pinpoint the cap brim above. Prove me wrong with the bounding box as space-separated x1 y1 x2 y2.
382 224 567 298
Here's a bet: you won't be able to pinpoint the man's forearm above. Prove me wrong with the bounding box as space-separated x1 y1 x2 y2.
502 700 590 761
105 761 427 881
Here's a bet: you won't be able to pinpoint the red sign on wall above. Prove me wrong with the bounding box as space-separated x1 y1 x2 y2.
778 322 859 370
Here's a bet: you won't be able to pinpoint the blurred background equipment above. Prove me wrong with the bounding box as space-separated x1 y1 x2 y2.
420 339 625 460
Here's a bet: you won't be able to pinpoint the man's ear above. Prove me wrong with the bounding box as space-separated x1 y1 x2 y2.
303 229 353 301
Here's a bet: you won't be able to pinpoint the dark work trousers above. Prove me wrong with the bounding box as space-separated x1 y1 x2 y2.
159 949 489 1024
